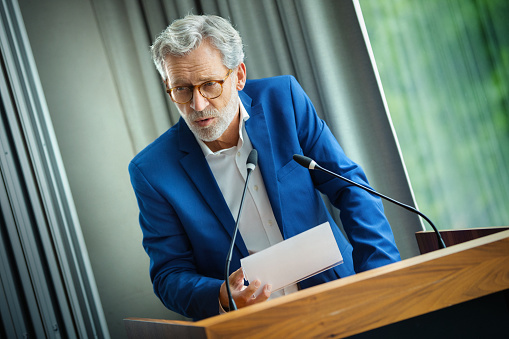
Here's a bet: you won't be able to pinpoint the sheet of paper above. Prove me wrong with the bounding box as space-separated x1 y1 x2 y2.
240 221 343 296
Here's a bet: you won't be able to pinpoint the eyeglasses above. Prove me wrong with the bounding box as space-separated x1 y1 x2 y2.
165 69 233 104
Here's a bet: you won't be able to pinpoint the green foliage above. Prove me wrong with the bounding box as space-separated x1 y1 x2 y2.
360 0 509 229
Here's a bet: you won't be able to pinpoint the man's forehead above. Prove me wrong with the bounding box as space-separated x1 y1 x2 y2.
164 61 228 86
164 40 225 81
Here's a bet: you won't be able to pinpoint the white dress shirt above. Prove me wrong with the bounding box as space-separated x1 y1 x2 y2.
196 102 298 299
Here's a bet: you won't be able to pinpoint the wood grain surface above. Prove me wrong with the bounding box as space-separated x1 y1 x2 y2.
125 230 509 338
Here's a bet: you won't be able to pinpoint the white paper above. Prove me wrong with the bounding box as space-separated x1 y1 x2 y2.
240 221 343 296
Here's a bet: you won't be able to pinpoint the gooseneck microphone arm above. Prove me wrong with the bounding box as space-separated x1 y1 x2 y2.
225 149 258 311
292 154 446 249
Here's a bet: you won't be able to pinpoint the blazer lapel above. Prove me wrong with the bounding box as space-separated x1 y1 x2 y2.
177 119 249 257
241 92 285 237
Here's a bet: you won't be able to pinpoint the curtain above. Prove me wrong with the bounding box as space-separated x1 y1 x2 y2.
0 1 109 338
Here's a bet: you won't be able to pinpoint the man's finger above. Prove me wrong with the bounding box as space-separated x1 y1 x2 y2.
242 279 261 296
245 283 272 306
228 268 245 289
229 268 244 281
257 284 272 301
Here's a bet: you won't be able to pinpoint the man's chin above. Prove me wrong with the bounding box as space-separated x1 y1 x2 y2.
190 126 222 143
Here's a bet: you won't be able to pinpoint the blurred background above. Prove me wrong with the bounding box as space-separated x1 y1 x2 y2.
362 0 509 231
1 0 507 338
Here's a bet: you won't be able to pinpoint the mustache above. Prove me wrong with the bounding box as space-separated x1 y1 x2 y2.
190 108 218 121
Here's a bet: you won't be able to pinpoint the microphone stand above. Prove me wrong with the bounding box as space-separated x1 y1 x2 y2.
293 154 446 249
225 149 258 311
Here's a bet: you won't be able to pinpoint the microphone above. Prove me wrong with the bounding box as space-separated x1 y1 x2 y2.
292 154 446 249
225 149 258 311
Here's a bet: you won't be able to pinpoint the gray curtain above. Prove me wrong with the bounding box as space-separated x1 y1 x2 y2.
4 0 422 338
1 1 108 338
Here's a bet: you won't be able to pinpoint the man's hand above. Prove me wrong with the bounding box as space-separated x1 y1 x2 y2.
219 268 272 310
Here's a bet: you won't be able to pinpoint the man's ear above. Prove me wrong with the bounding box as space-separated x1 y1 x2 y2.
235 63 247 91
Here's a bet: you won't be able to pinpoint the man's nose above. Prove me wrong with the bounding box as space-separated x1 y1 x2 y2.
190 88 209 111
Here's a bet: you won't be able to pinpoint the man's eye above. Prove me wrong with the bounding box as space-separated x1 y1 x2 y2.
175 87 189 92
202 81 216 88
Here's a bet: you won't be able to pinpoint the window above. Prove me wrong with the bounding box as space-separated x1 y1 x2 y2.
360 0 509 229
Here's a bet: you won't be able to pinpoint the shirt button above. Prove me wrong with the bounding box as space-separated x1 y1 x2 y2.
268 220 273 226
253 185 259 191
237 151 241 157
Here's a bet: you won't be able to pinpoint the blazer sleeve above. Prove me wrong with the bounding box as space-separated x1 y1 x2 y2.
128 160 223 320
288 76 401 272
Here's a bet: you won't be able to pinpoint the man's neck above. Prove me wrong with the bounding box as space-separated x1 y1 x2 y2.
204 110 241 153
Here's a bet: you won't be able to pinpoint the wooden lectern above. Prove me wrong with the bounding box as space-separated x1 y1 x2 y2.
125 230 509 338
415 226 509 254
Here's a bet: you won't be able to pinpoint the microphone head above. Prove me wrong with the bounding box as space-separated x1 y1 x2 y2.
246 149 258 171
293 154 315 169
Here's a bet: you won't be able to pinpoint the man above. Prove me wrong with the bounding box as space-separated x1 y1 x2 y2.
129 14 400 321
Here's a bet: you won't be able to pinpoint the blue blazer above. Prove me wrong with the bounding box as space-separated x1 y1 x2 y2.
129 75 400 320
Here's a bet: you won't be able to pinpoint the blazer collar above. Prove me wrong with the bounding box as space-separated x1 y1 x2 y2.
240 91 284 235
177 118 249 257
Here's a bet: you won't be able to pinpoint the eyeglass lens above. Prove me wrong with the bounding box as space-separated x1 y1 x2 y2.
171 81 222 103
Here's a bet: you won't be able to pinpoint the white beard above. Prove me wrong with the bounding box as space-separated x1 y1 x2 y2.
179 83 239 142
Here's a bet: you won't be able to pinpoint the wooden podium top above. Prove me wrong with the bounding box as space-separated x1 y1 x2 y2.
125 230 509 338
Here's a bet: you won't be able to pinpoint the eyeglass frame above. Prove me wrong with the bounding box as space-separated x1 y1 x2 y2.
164 69 234 104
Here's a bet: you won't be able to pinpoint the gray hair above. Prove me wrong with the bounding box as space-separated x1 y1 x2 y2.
151 14 245 80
